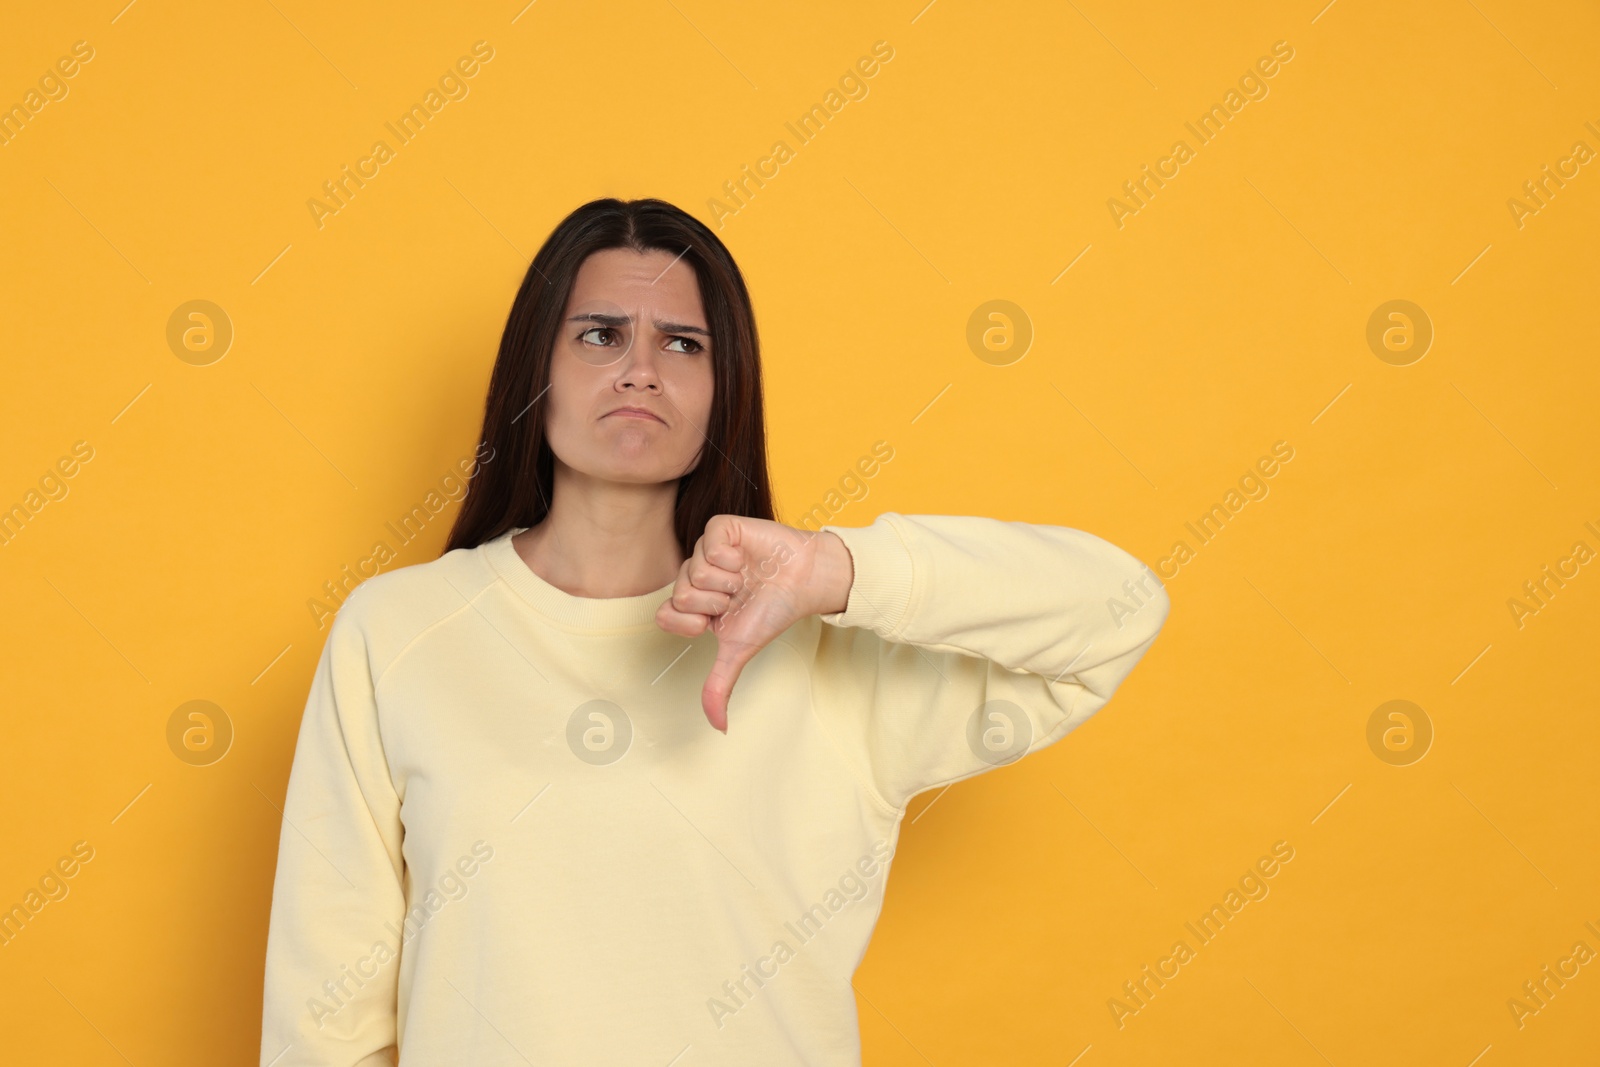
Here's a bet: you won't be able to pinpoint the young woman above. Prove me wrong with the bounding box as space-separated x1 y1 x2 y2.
260 198 1169 1065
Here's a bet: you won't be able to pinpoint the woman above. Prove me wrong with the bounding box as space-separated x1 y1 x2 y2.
260 198 1169 1065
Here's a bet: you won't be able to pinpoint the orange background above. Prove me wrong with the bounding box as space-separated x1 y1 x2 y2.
2 1 1597 1063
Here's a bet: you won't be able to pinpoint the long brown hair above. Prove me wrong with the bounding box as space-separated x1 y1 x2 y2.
443 197 775 559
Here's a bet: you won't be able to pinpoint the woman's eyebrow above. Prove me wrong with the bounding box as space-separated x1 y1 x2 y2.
566 312 710 337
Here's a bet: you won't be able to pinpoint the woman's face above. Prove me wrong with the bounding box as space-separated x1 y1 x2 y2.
545 247 716 487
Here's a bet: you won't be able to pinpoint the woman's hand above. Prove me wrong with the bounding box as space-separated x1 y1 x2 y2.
655 515 854 732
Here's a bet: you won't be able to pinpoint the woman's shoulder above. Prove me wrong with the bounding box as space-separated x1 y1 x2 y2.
329 539 499 650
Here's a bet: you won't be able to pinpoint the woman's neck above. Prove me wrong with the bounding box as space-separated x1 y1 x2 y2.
512 473 683 599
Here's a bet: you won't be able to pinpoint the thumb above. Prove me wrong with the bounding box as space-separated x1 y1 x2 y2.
702 633 757 734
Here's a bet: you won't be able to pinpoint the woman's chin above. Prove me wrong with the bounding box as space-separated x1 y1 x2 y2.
591 458 690 485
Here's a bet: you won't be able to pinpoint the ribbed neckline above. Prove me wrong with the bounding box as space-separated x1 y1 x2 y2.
483 526 676 631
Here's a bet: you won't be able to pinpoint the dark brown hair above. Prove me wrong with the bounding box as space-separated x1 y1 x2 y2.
442 197 775 559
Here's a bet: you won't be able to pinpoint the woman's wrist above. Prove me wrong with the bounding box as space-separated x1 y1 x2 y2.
810 530 854 617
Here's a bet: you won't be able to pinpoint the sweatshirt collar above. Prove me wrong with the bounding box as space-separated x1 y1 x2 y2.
483 527 676 631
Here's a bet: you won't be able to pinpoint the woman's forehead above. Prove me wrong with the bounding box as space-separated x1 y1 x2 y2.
569 251 707 321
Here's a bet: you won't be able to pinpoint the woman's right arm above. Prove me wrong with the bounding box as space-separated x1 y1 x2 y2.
807 512 1170 814
261 592 405 1067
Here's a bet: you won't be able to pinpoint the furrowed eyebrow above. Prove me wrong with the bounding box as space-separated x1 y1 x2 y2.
654 320 710 338
566 313 710 338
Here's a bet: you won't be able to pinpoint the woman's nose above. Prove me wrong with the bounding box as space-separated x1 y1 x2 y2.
616 339 662 389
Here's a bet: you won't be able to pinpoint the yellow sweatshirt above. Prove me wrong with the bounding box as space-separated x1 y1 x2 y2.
260 512 1169 1066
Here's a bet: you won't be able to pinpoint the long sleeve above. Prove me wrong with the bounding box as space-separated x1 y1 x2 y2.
261 593 406 1067
810 512 1170 813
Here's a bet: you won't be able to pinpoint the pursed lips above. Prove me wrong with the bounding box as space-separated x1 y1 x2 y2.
604 406 665 424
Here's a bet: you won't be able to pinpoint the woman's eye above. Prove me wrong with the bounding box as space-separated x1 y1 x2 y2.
665 336 703 354
579 327 616 346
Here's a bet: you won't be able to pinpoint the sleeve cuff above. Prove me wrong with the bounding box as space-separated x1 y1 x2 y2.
816 513 916 637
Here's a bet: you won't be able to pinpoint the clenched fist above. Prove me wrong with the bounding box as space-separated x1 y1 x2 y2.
655 515 854 732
